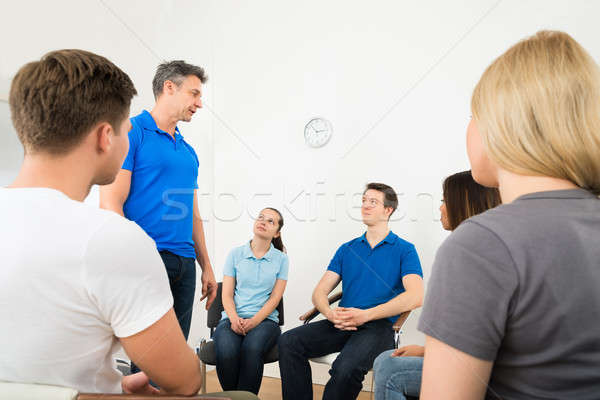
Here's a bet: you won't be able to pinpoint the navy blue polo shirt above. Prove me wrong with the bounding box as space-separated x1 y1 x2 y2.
327 231 422 322
122 110 199 258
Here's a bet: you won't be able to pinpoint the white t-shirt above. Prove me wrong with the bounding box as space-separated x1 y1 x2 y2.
0 187 173 393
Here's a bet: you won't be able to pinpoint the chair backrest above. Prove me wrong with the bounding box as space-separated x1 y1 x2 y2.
207 282 284 332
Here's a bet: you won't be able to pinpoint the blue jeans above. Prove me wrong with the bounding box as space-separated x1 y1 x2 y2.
373 351 422 400
131 250 196 375
278 319 394 400
213 318 281 394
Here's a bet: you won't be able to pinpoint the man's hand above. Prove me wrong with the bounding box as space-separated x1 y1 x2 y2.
324 307 355 331
240 317 258 333
392 345 425 357
200 266 218 310
230 317 245 336
334 307 370 330
121 372 160 395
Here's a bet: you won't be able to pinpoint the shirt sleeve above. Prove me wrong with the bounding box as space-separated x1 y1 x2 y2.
223 249 236 278
417 220 518 361
277 254 289 280
400 244 423 278
122 120 142 171
83 214 173 338
187 144 200 190
326 244 345 276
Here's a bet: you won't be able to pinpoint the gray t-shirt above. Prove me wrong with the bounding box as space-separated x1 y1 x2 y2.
418 189 600 399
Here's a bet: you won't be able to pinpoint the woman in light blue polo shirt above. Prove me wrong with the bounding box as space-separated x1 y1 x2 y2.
213 207 288 394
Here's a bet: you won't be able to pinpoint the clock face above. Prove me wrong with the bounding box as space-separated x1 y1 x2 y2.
304 118 332 148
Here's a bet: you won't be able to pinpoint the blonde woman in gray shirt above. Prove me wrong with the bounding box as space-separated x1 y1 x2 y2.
419 31 600 399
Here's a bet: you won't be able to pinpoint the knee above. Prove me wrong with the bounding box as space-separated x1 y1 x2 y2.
330 359 365 384
278 330 297 353
373 350 396 383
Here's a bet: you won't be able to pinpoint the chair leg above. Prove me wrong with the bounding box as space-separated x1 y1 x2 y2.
370 370 374 400
201 361 207 394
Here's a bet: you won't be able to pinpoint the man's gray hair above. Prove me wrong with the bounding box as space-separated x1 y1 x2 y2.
152 60 207 99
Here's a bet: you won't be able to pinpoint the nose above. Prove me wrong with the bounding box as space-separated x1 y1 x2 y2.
195 98 203 109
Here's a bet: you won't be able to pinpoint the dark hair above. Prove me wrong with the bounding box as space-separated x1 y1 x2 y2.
9 49 137 155
363 182 399 219
443 170 501 230
152 60 207 98
264 207 285 253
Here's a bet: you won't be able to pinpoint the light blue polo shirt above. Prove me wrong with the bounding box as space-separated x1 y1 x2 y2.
221 242 289 323
327 231 422 323
122 110 199 258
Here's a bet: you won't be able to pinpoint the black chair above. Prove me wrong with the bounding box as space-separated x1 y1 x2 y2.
197 282 284 394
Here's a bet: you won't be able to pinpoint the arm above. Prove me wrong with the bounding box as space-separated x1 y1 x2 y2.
119 309 202 396
192 190 217 309
312 270 342 323
222 275 244 335
241 279 287 331
420 335 492 400
99 170 131 216
367 274 423 320
336 274 424 329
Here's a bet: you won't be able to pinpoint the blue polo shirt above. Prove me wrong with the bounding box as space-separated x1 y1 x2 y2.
327 231 422 322
122 110 199 258
221 242 289 323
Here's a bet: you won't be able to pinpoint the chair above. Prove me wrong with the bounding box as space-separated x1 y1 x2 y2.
300 291 411 399
197 282 284 394
0 381 230 400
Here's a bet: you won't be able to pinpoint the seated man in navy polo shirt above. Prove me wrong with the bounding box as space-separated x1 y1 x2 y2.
278 182 424 400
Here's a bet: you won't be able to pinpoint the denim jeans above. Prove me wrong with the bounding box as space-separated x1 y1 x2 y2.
278 319 394 400
213 318 281 394
131 250 196 375
373 351 422 400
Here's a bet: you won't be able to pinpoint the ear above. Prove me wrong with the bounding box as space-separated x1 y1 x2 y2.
164 80 176 96
274 231 280 239
384 206 393 219
95 122 114 154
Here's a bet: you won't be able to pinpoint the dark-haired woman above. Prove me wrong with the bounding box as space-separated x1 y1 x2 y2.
213 207 288 394
372 171 499 400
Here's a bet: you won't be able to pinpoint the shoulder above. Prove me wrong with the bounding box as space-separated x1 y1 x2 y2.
389 232 416 251
89 210 154 248
182 139 199 163
437 212 515 270
127 113 146 144
227 243 248 260
270 247 289 263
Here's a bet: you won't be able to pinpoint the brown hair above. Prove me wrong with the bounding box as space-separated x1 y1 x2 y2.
364 182 399 218
264 207 285 253
443 170 501 231
9 49 137 155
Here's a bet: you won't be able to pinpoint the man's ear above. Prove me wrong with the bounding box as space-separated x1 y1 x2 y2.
95 122 114 154
384 206 393 219
164 80 176 95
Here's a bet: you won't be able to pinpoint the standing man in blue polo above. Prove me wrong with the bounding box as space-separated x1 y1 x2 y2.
278 183 424 400
100 61 217 372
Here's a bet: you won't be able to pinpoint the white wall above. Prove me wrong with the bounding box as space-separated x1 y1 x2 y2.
2 0 600 386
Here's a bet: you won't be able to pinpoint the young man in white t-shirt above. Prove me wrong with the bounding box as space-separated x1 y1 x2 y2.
0 49 256 399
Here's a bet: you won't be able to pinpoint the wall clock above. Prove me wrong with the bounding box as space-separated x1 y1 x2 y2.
304 117 332 148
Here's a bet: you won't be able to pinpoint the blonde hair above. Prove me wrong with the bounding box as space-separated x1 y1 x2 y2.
471 30 600 194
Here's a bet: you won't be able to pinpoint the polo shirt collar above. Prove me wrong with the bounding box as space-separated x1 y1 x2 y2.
516 188 597 201
359 230 397 246
139 110 183 140
243 241 275 260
